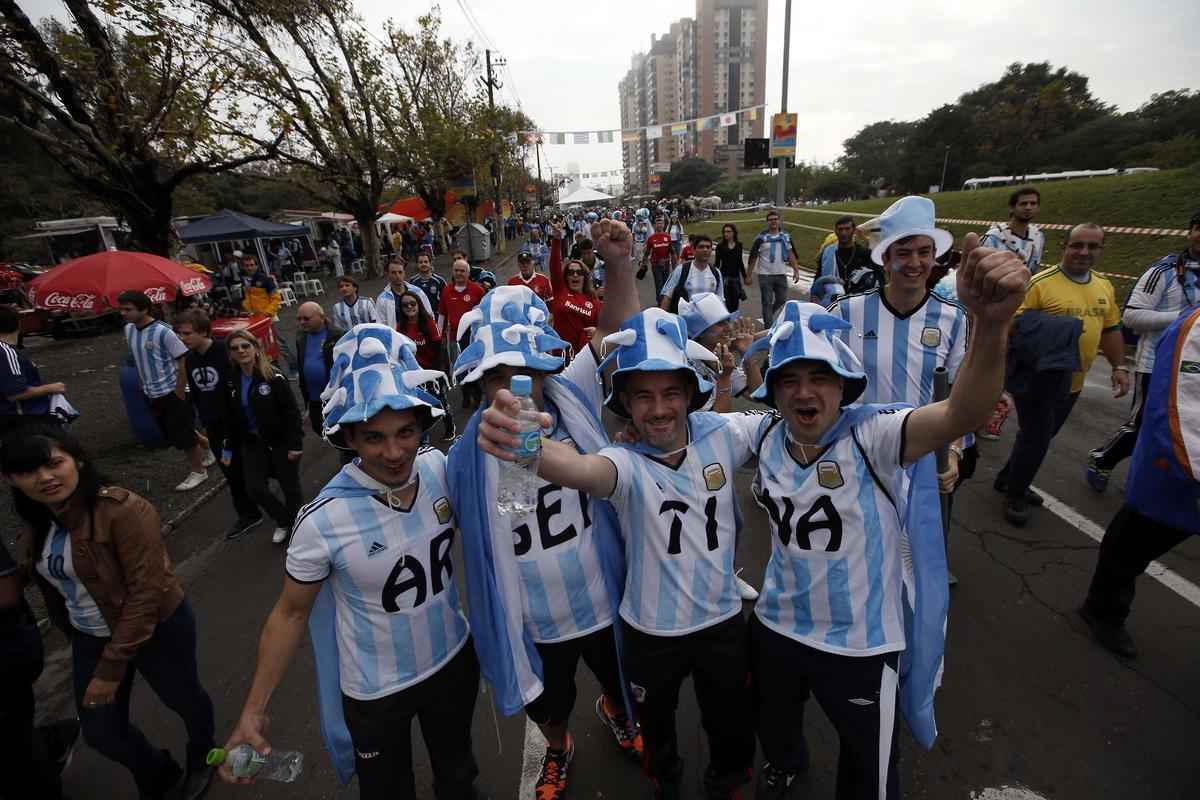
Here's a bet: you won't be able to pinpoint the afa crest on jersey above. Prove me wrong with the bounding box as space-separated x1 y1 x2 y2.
817 461 844 489
703 463 726 492
434 497 452 525
920 327 941 348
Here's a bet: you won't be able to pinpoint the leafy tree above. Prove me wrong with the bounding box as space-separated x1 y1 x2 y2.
1135 90 1200 143
196 0 397 274
659 157 723 197
839 120 917 186
0 0 278 255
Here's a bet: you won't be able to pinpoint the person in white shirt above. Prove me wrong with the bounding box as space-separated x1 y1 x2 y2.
218 327 482 799
659 235 724 313
747 211 801 326
332 276 378 330
981 186 1045 274
1086 213 1200 491
376 258 434 330
476 308 756 800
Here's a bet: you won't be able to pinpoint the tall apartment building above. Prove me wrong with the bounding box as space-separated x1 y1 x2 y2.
619 0 769 193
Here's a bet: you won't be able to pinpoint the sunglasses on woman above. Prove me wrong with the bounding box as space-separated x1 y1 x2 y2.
565 269 586 277
400 301 419 310
229 343 256 352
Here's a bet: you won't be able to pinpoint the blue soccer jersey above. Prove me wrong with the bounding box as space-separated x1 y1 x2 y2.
125 320 188 399
600 412 755 636
37 523 112 637
286 451 470 700
829 289 968 407
734 408 913 655
333 297 379 330
506 348 615 643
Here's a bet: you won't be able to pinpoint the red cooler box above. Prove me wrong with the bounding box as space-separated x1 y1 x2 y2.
210 314 281 362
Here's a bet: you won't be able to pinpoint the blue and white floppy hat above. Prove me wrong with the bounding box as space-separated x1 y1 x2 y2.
745 300 867 408
321 324 446 437
453 285 570 385
870 196 954 267
678 292 740 339
597 308 718 418
636 207 650 220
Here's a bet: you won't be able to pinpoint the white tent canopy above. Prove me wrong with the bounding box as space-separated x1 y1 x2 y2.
377 212 414 224
556 186 614 206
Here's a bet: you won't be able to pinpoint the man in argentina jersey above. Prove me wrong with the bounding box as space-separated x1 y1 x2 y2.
732 202 1032 800
218 329 480 800
747 209 801 326
1086 213 1200 492
332 275 379 330
477 308 757 800
449 220 643 800
981 186 1045 274
826 216 971 499
658 235 724 312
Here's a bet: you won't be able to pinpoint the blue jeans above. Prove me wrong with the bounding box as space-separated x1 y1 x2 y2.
71 600 215 792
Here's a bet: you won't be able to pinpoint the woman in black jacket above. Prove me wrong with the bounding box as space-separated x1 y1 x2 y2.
715 223 746 311
221 330 304 544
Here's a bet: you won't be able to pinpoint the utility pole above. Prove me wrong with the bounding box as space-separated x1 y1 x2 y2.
484 49 506 253
939 145 951 192
535 136 544 211
775 0 792 209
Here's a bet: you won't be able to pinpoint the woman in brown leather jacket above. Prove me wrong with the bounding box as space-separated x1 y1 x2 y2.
1 426 216 800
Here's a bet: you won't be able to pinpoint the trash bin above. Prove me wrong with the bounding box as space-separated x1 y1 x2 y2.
454 223 492 263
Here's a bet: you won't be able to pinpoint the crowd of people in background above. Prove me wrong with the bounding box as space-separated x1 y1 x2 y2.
1 191 1198 800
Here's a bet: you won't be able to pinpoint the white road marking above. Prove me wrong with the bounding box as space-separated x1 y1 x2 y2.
1035 487 1200 609
970 786 1050 800
519 717 546 799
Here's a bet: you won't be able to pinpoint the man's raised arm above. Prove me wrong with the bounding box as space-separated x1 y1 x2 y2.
590 220 639 345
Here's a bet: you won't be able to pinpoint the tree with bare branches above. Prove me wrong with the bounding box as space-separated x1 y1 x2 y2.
0 0 278 254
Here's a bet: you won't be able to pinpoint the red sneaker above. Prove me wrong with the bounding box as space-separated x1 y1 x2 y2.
535 734 573 800
594 695 644 760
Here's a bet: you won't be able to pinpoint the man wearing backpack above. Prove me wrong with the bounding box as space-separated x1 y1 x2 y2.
1086 211 1200 492
659 235 724 314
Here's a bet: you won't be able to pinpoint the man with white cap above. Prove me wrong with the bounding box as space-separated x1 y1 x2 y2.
735 238 1027 799
827 196 972 495
449 220 643 800
219 325 481 799
478 307 759 800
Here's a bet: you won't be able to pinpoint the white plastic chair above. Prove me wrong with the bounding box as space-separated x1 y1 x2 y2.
279 286 298 307
350 259 365 275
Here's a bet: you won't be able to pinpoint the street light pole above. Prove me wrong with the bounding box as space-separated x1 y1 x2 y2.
535 137 544 210
939 145 950 192
774 0 792 208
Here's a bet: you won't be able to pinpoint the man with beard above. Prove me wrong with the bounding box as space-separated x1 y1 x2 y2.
982 186 1045 274
477 308 756 800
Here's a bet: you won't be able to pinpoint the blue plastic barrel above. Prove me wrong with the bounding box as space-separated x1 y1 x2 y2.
119 356 166 448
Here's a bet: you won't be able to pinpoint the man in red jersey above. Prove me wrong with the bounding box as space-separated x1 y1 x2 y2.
439 258 486 410
641 215 676 297
508 252 555 303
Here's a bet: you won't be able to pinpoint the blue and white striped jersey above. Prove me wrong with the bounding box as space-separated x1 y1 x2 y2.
125 320 188 399
660 262 724 302
829 290 968 406
599 412 755 636
37 523 111 637
523 241 550 271
1125 254 1199 373
332 297 379 330
737 408 912 655
981 222 1045 273
749 231 797 276
632 221 652 244
286 452 470 700
376 283 433 330
508 348 615 643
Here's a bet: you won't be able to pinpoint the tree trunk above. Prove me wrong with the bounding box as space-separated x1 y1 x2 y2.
358 213 381 278
123 184 175 257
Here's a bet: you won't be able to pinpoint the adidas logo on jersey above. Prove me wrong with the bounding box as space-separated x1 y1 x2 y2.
367 541 388 558
862 329 878 340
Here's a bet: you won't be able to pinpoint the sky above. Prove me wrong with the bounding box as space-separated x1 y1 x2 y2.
19 0 1200 185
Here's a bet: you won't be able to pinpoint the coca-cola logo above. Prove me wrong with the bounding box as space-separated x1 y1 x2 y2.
179 276 208 296
145 286 168 303
41 291 96 311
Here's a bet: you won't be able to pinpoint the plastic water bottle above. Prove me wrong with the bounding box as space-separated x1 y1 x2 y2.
496 375 541 516
206 744 304 783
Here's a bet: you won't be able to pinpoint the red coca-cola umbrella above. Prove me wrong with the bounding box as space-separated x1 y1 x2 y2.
27 251 212 313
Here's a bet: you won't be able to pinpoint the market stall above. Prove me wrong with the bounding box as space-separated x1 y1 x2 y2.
176 209 317 272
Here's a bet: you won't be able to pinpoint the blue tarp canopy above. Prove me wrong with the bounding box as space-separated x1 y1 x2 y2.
177 209 307 244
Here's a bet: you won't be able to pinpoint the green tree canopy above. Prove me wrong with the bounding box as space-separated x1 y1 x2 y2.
659 157 723 197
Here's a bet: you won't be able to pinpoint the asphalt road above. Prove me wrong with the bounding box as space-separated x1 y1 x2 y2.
34 250 1200 800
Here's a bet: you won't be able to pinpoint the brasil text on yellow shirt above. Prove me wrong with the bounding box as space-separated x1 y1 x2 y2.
1017 266 1122 393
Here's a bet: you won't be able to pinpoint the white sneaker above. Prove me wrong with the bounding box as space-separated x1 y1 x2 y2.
271 526 288 544
174 471 208 492
735 573 759 601
200 450 216 468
